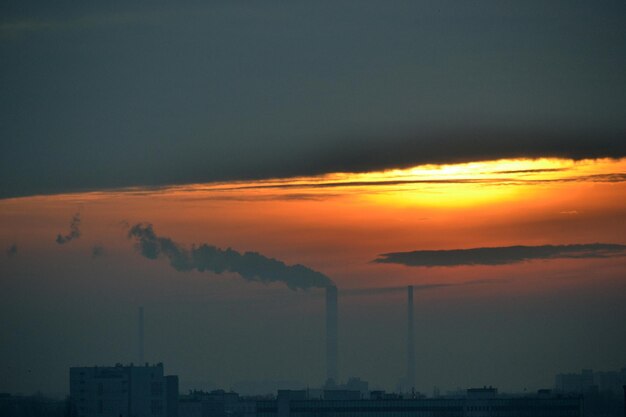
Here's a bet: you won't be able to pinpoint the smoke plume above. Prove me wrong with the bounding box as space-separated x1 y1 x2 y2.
6 243 17 257
56 213 81 244
128 223 333 290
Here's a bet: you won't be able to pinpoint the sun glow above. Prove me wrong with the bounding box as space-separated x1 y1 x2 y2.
142 157 624 208
15 157 625 210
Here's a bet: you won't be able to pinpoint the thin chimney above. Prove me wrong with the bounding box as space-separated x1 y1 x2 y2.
138 306 144 364
326 286 338 384
407 285 416 390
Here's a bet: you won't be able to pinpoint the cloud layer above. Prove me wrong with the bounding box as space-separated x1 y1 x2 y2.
128 223 332 290
2 2 626 199
340 279 503 296
374 243 626 267
2 129 626 199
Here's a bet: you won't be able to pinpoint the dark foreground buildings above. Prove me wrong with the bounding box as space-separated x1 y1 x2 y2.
0 392 67 417
61 362 626 417
69 363 178 417
256 388 582 417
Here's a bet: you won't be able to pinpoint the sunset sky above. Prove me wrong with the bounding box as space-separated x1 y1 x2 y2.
1 1 626 398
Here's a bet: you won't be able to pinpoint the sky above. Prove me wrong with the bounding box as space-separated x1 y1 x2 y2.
1 1 626 397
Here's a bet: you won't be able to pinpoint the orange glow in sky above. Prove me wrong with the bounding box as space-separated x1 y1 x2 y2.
1 157 625 293
119 156 625 208
1 155 626 393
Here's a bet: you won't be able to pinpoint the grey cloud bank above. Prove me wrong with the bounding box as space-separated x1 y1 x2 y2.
1 2 626 198
375 243 626 267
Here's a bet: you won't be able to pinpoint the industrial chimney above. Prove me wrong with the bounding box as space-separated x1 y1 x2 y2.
326 286 338 384
138 306 144 364
407 285 416 390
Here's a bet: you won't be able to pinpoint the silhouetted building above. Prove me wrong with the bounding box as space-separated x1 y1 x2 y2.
178 390 256 417
0 392 66 417
166 376 179 417
323 377 369 399
69 363 178 417
343 378 369 399
370 391 404 401
467 386 497 399
595 369 626 394
555 369 595 393
257 389 582 417
555 367 626 395
321 390 360 401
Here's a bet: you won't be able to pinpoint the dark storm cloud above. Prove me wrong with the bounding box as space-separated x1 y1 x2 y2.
55 213 81 244
127 223 333 290
300 129 626 181
1 2 626 199
2 130 626 200
375 243 626 267
6 243 17 257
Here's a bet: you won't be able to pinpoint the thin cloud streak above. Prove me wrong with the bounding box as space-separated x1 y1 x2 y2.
341 279 506 297
188 171 626 193
374 243 626 267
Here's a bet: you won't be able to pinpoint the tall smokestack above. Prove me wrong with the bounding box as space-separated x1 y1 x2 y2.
138 306 144 364
407 285 415 390
326 286 338 384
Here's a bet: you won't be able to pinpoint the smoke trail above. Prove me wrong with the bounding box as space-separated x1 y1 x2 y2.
56 213 81 244
127 223 333 290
